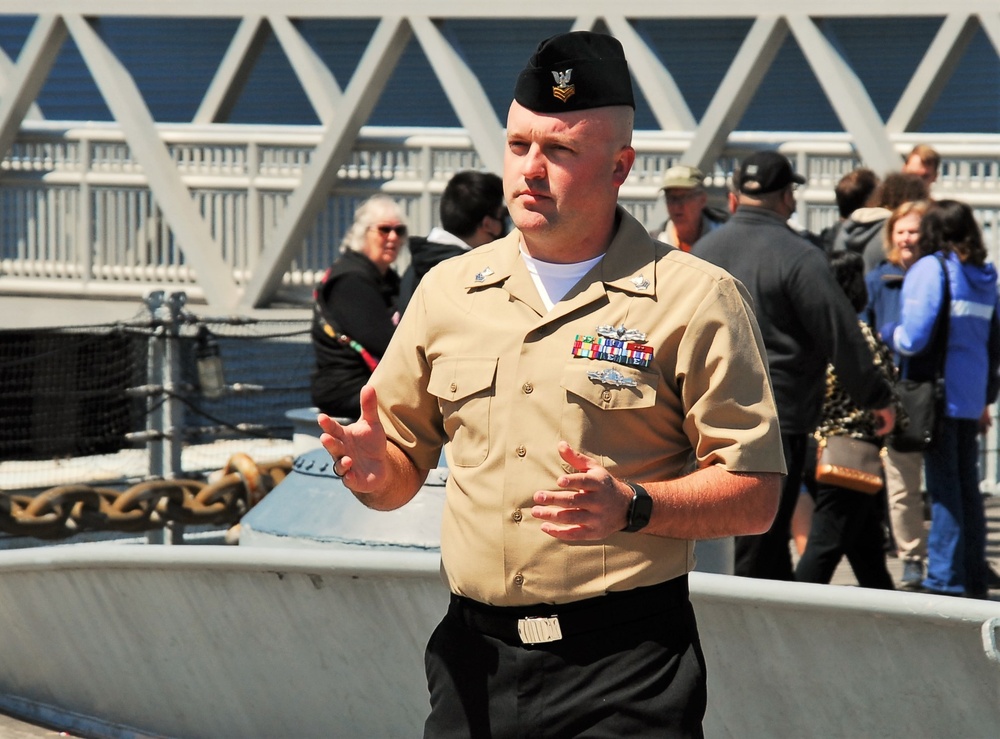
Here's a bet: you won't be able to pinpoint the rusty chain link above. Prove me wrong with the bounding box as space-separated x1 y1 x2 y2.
0 453 293 540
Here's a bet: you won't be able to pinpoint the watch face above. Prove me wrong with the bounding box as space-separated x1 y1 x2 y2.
632 491 653 529
624 482 652 532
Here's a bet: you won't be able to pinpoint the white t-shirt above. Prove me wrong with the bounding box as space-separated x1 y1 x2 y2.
520 247 604 312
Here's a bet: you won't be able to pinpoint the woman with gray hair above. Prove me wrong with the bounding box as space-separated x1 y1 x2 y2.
310 195 407 419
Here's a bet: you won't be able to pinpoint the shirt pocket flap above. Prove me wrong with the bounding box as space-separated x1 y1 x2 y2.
561 361 657 410
428 357 498 402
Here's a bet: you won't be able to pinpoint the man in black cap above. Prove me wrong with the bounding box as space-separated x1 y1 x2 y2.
319 32 785 736
694 150 896 582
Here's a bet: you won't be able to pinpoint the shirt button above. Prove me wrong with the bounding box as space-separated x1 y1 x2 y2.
516 445 527 457
513 573 524 587
449 382 458 393
512 509 523 523
522 382 533 394
602 390 612 402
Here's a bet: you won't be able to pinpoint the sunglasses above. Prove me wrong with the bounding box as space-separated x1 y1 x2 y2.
372 224 408 237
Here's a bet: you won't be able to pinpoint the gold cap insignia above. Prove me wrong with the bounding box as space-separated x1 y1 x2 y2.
551 69 575 103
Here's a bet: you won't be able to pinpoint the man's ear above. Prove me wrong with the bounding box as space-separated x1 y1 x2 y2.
612 146 636 187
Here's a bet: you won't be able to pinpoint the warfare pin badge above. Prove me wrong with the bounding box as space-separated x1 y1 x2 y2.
587 368 637 388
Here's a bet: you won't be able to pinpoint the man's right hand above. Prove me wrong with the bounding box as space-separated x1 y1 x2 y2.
318 385 390 494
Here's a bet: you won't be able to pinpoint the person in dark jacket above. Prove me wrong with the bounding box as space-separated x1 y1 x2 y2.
817 167 879 254
694 150 896 581
397 170 505 311
310 195 407 420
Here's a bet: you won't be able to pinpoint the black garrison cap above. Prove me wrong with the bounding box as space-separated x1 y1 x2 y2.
514 31 635 113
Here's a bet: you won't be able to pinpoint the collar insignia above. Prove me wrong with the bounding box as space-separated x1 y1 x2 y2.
551 69 575 103
474 266 495 283
630 274 650 290
587 368 637 388
597 324 647 343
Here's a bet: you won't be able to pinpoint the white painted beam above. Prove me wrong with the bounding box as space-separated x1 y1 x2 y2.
0 16 65 160
603 16 696 131
684 16 788 171
194 15 268 124
408 17 503 174
64 14 239 308
571 17 600 32
0 2 994 19
0 47 44 121
887 14 978 134
240 17 412 309
268 14 343 124
788 16 899 175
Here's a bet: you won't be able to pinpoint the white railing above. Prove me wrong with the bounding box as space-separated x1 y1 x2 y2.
3 123 1000 302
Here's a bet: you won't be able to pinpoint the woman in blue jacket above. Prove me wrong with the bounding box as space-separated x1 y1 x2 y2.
883 200 1000 597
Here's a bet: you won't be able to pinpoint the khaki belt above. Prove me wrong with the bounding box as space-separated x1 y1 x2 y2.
449 575 690 646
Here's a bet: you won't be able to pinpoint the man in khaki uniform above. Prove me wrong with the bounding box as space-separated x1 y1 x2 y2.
319 31 784 737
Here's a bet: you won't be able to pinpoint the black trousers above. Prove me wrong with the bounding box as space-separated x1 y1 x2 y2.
734 432 807 580
423 582 706 738
794 482 895 589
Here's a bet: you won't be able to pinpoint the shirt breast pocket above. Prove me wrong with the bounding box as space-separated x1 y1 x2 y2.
560 360 658 451
428 357 498 467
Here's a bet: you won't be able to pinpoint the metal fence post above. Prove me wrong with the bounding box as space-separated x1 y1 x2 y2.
144 290 186 544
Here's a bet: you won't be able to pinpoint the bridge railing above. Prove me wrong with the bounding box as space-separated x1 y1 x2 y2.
3 125 1000 490
3 123 1000 303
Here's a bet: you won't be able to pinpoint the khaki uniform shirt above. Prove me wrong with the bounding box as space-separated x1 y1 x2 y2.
372 208 784 606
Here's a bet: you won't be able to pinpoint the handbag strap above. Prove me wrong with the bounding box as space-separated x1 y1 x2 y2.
929 252 951 380
313 268 380 372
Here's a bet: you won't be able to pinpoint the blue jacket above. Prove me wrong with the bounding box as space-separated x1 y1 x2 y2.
864 261 905 332
882 251 1000 419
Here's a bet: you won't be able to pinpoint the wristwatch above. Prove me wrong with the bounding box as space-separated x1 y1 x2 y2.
621 481 653 532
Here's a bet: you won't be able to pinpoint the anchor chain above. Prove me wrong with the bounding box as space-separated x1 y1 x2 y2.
0 454 292 540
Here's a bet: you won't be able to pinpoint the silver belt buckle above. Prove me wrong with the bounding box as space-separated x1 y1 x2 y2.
517 616 563 644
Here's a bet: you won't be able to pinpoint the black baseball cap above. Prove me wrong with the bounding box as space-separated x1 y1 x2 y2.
737 151 806 194
514 31 635 114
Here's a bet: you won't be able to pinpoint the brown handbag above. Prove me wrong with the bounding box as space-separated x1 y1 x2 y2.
815 435 884 494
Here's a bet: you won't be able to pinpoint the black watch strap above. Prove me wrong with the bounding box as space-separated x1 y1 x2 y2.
621 481 653 532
